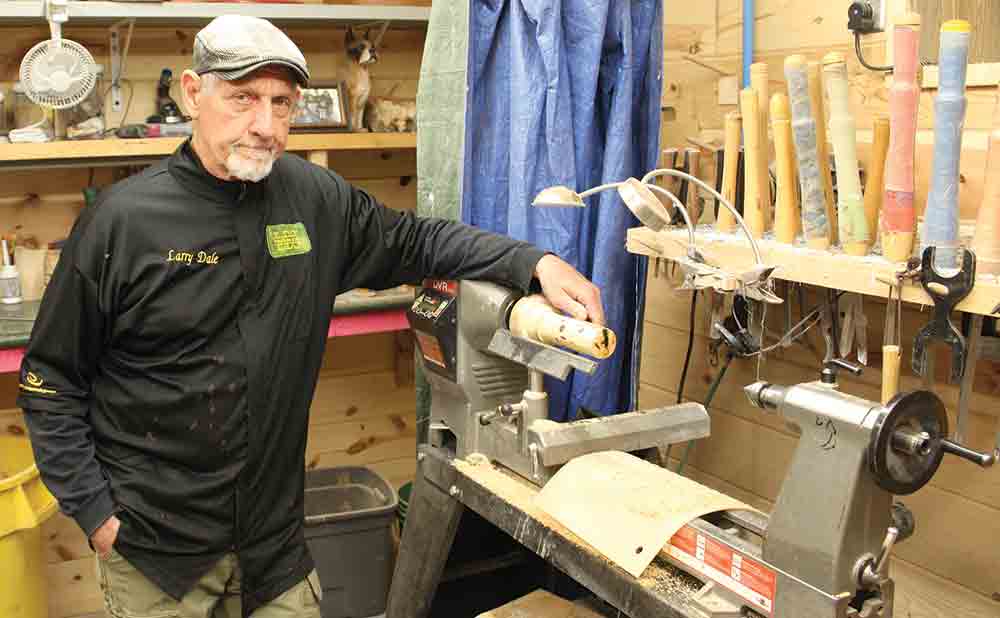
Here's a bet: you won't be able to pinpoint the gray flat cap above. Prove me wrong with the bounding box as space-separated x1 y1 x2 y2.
193 15 310 86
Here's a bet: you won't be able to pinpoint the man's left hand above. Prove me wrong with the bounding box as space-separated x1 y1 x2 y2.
533 254 606 326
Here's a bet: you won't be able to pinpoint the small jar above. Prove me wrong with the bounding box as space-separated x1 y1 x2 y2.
0 265 22 305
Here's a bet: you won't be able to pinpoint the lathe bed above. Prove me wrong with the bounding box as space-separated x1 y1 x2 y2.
389 444 737 618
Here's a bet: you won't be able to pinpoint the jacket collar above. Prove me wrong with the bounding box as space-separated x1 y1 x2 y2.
168 139 258 204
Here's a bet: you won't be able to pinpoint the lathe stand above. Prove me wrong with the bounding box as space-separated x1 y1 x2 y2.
386 444 747 618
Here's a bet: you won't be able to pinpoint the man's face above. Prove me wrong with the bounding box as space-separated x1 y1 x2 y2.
183 67 299 182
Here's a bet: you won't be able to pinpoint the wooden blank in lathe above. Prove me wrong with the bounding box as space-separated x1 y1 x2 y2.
535 450 753 578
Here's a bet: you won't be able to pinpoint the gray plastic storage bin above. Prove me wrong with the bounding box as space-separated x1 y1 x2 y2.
305 467 399 618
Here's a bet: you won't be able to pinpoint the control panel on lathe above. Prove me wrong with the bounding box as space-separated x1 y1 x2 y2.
408 279 458 381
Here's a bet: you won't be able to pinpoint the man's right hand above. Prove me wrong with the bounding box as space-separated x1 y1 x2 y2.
91 515 121 559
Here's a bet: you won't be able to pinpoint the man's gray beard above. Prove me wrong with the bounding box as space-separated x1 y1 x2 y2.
226 148 275 182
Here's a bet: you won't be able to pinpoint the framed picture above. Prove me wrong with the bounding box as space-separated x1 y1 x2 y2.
291 82 351 132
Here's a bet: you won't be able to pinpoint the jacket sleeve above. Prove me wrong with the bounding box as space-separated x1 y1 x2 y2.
16 215 116 538
22 409 116 538
337 182 547 294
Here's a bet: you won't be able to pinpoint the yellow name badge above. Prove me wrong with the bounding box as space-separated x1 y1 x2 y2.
266 223 312 258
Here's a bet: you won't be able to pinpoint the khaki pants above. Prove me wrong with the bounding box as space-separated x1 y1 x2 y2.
96 549 322 618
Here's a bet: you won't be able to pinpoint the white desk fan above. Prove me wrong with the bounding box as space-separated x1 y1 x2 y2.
19 0 98 110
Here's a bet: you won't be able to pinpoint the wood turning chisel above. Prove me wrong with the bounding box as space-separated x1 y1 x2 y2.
784 55 831 249
740 88 767 239
824 51 869 255
750 62 772 230
864 115 890 250
920 19 971 270
771 92 799 244
684 147 702 224
807 59 837 245
839 293 868 366
716 112 742 234
882 12 921 263
879 276 903 404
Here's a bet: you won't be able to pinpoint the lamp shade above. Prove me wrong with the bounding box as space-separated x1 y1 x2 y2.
531 185 586 207
617 178 672 231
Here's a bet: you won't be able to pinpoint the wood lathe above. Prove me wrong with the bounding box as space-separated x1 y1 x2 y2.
386 281 997 618
402 280 708 484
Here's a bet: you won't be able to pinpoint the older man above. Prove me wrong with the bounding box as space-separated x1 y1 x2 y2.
18 15 602 618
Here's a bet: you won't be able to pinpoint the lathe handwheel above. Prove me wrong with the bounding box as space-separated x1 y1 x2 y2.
869 391 948 495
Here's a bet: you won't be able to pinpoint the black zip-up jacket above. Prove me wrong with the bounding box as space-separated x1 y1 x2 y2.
17 140 545 615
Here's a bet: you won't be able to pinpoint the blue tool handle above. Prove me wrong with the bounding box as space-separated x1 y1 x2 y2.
921 24 971 270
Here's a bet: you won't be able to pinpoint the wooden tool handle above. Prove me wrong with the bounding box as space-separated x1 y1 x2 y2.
864 115 890 246
656 148 680 209
882 344 901 404
808 60 837 245
509 295 616 360
685 148 703 224
784 55 830 249
823 52 869 255
882 13 921 262
771 93 798 244
751 63 772 228
740 89 766 239
920 20 971 270
972 85 1000 274
717 112 742 233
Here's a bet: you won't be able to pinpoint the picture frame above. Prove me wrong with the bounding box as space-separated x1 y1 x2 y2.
291 81 351 132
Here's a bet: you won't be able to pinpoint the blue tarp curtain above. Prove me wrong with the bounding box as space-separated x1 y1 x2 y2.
462 0 663 420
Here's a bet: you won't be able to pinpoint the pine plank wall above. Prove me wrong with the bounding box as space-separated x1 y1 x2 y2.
650 1 1000 615
0 17 425 618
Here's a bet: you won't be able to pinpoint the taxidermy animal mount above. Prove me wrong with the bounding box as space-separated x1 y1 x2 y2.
345 26 377 132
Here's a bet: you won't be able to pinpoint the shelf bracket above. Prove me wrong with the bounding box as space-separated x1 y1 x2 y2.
108 18 135 113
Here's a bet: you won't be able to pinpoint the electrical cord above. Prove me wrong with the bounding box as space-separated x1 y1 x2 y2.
667 287 842 474
102 79 135 136
676 352 732 475
665 290 699 467
676 291 698 405
855 31 893 73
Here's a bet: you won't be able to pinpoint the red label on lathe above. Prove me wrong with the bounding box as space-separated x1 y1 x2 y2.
424 279 457 297
668 524 777 615
414 331 446 367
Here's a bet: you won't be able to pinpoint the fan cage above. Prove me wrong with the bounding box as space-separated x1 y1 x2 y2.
19 38 98 110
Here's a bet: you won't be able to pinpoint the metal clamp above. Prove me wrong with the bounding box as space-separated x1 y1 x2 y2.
858 526 900 589
911 247 976 382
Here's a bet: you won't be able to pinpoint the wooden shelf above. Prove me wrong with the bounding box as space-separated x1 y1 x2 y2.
627 226 1000 317
0 308 410 374
0 132 416 170
0 2 430 26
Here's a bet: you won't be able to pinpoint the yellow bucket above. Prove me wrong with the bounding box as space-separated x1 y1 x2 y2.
1 433 58 618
